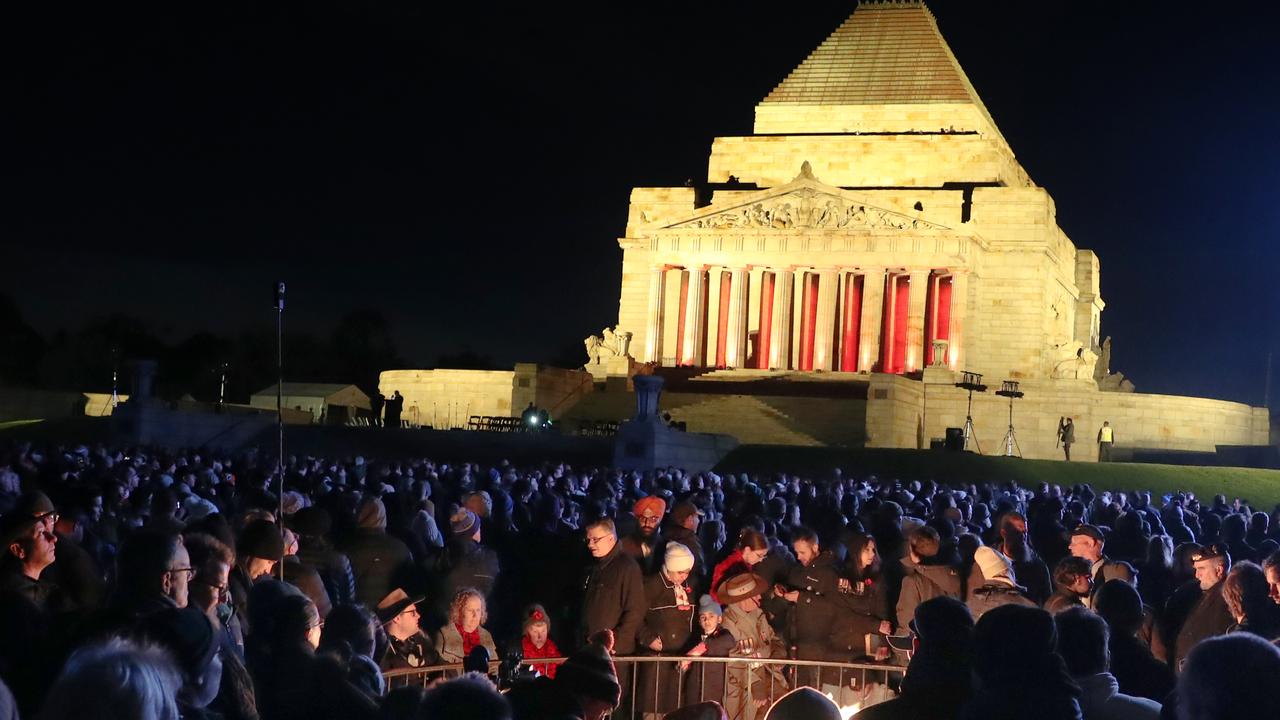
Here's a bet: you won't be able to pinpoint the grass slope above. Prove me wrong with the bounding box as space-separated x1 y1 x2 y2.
717 445 1280 508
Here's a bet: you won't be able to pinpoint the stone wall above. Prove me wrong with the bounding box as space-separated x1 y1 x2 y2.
707 132 1029 188
381 369 516 429
866 374 1269 461
381 365 595 430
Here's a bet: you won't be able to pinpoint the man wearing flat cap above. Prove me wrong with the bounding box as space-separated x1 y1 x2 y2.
621 497 666 574
378 587 441 671
1173 544 1234 672
1068 524 1133 607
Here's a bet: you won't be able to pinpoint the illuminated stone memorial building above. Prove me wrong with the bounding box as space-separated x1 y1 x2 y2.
386 2 1268 461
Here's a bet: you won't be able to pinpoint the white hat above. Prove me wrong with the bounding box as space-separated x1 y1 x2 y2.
664 542 695 573
975 546 1013 582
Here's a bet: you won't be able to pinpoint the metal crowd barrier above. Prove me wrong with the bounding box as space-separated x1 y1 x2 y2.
384 655 907 718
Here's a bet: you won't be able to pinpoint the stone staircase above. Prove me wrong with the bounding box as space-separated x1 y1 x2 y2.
562 388 867 448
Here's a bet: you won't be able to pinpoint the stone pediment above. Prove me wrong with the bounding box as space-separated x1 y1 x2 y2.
662 162 950 232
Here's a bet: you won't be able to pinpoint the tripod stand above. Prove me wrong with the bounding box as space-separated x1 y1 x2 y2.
996 380 1025 458
962 390 981 454
954 371 987 454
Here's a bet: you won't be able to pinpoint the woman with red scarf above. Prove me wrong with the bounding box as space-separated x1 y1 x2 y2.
519 604 561 678
710 529 770 603
436 587 498 663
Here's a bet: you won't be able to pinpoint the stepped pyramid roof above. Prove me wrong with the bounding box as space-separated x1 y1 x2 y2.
758 2 1006 141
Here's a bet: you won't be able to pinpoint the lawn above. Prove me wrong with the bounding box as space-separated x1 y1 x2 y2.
716 445 1280 508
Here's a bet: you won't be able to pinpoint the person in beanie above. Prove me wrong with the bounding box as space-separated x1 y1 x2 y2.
967 546 1035 620
637 541 697 718
142 606 225 719
555 632 621 720
621 496 666 573
855 596 975 720
763 686 841 720
229 519 284 636
521 604 561 678
340 495 413 607
682 594 735 708
377 588 440 671
958 604 1081 720
441 506 500 615
288 507 357 609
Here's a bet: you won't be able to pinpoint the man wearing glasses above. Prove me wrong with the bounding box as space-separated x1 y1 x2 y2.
0 491 60 611
581 518 645 655
377 587 440 671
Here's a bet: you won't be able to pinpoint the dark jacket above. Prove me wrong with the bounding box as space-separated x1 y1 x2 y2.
582 543 646 655
340 529 413 608
441 537 500 605
681 626 735 707
283 557 331 619
1107 631 1175 703
636 571 695 714
248 646 378 720
897 559 962 629
294 537 357 609
855 646 973 720
1172 579 1234 671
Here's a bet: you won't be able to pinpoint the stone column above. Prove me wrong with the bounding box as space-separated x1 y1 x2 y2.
681 266 707 366
858 268 885 371
725 267 749 367
812 269 839 371
768 268 795 369
905 269 930 372
948 270 969 370
644 266 666 363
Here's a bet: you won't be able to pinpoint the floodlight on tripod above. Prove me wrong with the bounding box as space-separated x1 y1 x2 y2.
953 371 987 453
995 380 1024 458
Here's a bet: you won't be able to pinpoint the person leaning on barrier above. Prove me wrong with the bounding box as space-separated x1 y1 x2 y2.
636 541 697 718
436 587 499 664
717 572 787 720
377 587 439 671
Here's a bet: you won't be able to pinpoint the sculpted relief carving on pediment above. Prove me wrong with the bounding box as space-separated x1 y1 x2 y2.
667 187 946 232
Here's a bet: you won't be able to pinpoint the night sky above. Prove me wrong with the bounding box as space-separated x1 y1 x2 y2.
2 2 1278 405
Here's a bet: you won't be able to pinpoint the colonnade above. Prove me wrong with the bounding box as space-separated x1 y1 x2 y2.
644 265 965 373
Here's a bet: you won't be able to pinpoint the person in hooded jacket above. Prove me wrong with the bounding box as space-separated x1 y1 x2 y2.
967 546 1036 620
895 526 962 630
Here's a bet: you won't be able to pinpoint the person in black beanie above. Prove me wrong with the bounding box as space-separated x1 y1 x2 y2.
855 596 975 720
958 604 1082 720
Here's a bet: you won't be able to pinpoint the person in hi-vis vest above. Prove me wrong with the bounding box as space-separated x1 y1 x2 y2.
1097 421 1115 462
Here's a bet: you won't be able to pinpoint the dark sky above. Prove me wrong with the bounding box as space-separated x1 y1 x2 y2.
2 2 1278 404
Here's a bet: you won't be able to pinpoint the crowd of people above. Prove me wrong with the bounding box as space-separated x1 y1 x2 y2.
2 438 1280 720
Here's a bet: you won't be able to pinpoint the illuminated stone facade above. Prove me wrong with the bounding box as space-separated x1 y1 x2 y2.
604 3 1269 459
616 4 1097 383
